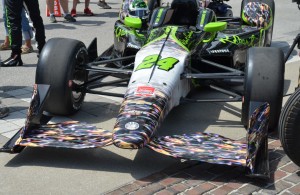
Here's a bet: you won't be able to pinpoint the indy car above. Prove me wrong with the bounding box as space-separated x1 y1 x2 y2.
1 0 285 179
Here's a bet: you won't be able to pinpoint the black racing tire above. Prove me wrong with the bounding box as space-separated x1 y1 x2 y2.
36 38 88 115
240 0 275 47
298 67 300 88
241 47 284 132
279 88 300 167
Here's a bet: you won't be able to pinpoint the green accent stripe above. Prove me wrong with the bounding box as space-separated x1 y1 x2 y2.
259 29 265 46
169 26 189 51
155 8 164 24
5 7 12 45
143 26 189 51
200 10 207 26
143 28 170 48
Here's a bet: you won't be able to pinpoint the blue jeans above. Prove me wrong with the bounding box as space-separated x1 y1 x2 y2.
2 0 33 41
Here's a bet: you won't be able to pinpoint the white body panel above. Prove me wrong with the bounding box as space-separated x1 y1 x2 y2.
128 39 190 113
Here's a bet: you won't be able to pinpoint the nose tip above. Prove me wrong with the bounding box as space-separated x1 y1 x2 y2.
113 124 149 149
113 133 146 149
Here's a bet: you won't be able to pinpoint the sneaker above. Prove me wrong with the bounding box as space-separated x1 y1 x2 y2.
0 43 11 50
0 105 9 119
1 54 23 67
84 8 94 16
49 15 57 23
21 45 34 54
97 1 111 9
64 14 76 22
71 9 77 17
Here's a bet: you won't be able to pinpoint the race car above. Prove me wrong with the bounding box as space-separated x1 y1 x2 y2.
1 0 284 179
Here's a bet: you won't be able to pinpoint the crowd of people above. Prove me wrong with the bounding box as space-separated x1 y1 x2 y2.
0 0 112 118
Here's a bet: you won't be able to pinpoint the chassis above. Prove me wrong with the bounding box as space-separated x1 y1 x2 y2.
0 0 292 179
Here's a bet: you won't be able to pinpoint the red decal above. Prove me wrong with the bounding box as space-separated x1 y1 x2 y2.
135 86 155 97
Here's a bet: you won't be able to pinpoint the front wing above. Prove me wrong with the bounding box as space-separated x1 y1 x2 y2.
0 84 270 179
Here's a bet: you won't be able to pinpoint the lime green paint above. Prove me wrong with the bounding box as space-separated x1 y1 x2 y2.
263 9 273 30
124 17 142 29
157 57 179 71
135 54 179 71
169 26 189 51
135 54 160 71
219 34 257 47
204 22 227 32
241 11 249 25
143 26 171 47
115 26 128 42
201 22 226 43
5 7 12 45
155 8 164 24
202 32 217 43
179 31 194 48
259 29 265 46
200 10 207 26
144 26 189 51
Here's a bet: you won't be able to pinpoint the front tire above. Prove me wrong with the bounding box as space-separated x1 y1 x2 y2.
279 88 300 167
242 47 284 132
36 38 88 115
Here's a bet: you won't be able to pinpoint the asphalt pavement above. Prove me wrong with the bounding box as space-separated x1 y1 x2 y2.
0 1 300 194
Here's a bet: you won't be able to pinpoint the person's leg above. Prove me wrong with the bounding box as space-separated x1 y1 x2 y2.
1 0 23 66
60 0 70 15
24 0 46 54
0 35 10 50
60 0 76 22
1 0 10 50
21 8 33 54
98 0 111 9
71 0 77 17
85 0 89 8
84 0 94 16
46 0 57 23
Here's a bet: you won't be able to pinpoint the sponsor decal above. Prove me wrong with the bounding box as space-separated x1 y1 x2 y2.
135 86 155 97
115 26 128 42
219 35 257 47
209 49 230 54
125 122 140 130
135 54 179 71
127 42 140 49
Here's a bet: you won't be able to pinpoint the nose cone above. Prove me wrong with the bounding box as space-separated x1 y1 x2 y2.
112 86 169 149
113 114 159 149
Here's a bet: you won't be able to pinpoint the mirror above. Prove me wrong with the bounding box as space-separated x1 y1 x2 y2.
204 22 227 32
124 17 142 29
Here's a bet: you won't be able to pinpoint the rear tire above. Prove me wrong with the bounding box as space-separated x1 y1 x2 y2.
279 88 300 167
241 47 284 132
36 38 88 115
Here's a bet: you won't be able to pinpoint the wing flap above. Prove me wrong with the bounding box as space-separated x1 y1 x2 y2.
19 121 113 149
148 133 247 166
